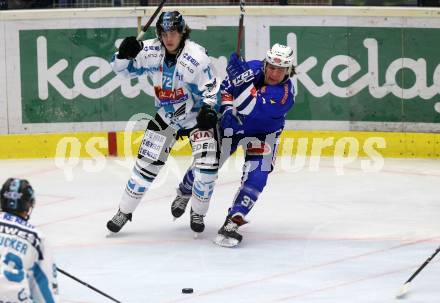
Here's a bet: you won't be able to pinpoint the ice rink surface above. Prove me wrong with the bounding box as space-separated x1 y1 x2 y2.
1 155 439 303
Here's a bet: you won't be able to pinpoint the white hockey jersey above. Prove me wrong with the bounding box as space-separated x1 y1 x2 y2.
0 212 59 303
110 38 220 130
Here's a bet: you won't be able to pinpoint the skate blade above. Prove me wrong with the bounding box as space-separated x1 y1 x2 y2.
193 232 202 239
213 234 239 247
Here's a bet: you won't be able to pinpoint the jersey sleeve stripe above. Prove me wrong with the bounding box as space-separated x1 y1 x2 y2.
237 98 256 115
233 84 254 107
236 93 255 112
127 60 148 76
31 263 56 303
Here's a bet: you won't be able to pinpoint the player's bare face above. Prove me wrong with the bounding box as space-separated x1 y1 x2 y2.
265 64 288 85
161 30 182 54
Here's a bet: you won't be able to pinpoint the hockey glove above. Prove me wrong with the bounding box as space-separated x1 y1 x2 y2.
117 36 143 60
226 53 250 80
220 108 243 136
226 53 255 98
175 128 191 140
196 104 218 130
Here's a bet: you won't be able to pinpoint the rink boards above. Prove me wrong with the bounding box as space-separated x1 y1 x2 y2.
0 130 439 159
1 6 440 135
1 7 440 159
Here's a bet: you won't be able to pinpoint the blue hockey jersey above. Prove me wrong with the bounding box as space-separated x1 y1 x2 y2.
220 60 295 135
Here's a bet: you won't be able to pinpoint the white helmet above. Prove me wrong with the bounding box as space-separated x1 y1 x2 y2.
265 43 295 76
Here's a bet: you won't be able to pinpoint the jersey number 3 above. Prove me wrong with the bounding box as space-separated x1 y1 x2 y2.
1 252 25 282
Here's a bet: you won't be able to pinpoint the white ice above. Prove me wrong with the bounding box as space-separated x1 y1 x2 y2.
1 155 439 303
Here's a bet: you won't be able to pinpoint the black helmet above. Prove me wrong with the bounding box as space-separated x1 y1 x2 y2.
156 11 186 39
1 178 35 218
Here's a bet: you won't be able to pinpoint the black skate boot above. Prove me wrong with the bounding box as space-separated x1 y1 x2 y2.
106 209 132 233
214 215 247 247
190 208 205 234
171 189 191 219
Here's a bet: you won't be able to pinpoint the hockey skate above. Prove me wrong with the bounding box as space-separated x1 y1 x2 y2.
190 208 205 236
214 215 247 248
106 209 132 233
171 188 191 220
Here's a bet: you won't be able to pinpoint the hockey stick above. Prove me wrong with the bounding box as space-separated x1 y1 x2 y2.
136 0 167 41
396 245 440 299
231 0 245 124
57 267 122 303
236 0 245 57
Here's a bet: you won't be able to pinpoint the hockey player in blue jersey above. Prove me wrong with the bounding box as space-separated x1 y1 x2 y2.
0 178 60 302
106 11 220 234
171 43 295 246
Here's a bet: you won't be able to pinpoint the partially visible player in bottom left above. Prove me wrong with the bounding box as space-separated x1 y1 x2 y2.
0 178 60 303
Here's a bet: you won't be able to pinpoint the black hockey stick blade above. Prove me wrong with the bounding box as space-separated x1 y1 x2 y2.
136 0 167 41
57 267 122 303
396 246 440 299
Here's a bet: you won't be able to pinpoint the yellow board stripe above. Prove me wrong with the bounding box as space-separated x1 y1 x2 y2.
278 130 440 158
0 132 109 159
0 130 439 159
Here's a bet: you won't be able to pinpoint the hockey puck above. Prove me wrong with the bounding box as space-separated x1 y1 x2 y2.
182 288 194 294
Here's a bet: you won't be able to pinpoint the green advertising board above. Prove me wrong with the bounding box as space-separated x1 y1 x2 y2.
19 27 236 123
18 24 440 125
271 26 440 123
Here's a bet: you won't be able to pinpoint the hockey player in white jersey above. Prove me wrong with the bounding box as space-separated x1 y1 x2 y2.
107 11 220 234
0 178 59 303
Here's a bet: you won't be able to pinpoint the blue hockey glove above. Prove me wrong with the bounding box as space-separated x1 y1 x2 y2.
220 108 243 136
226 53 255 98
226 53 249 80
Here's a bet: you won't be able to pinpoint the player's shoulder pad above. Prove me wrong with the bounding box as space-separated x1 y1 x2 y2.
141 38 162 52
181 40 210 68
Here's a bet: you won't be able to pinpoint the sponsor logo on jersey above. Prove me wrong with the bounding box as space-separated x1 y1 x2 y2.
182 53 200 67
145 45 161 51
138 130 167 161
191 129 217 155
144 66 161 73
192 141 217 154
190 129 214 142
179 60 195 74
154 86 189 104
280 83 289 105
232 69 254 87
0 221 43 259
